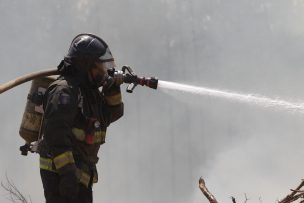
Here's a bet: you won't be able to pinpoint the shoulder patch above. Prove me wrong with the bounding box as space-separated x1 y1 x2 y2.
58 93 71 105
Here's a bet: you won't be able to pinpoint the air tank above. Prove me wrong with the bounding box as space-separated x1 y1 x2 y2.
19 76 56 143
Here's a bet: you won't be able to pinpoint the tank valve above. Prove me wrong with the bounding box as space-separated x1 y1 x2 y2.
19 141 40 156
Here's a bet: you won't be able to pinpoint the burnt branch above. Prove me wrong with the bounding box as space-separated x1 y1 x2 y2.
198 177 304 203
230 196 236 203
244 193 250 203
278 179 304 203
259 196 262 203
199 177 218 203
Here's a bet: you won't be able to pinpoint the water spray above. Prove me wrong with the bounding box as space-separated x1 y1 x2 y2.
158 81 304 114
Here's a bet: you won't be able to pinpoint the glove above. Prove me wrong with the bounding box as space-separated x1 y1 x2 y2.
113 70 124 86
58 171 79 200
102 75 115 90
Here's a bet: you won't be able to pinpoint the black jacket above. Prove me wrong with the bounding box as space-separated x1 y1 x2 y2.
40 75 123 184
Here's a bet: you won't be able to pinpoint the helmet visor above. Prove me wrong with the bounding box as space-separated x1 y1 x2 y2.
99 60 116 71
99 47 114 62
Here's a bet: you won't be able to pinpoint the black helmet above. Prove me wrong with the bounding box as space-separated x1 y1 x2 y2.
67 33 113 60
58 33 115 75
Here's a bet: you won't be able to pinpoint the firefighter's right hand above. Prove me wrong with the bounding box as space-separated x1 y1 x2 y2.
59 172 79 199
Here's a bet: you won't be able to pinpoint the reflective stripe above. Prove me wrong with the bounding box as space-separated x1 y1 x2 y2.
93 171 98 183
72 128 106 144
40 157 56 172
72 128 86 141
53 151 75 169
40 157 98 188
76 169 91 188
93 131 106 144
105 93 122 106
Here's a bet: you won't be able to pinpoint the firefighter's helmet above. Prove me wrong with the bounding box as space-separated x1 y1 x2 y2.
61 33 115 73
67 33 113 61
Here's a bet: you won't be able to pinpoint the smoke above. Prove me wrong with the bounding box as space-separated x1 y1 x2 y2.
1 0 304 203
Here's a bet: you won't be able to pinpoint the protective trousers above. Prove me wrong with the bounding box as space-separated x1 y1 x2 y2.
40 169 93 203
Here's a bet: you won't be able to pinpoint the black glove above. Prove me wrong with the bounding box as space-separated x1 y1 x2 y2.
58 171 79 200
113 70 124 86
103 75 115 90
103 70 124 90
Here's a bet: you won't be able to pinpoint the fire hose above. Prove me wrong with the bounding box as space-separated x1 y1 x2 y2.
0 65 158 94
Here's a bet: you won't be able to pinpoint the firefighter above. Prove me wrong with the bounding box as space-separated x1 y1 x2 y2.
39 33 124 203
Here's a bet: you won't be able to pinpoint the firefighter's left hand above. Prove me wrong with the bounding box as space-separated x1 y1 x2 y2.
114 70 124 85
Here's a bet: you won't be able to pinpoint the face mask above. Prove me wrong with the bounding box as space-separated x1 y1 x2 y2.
91 74 107 88
89 60 117 88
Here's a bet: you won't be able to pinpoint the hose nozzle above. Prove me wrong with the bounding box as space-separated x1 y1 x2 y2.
110 66 158 93
143 77 158 90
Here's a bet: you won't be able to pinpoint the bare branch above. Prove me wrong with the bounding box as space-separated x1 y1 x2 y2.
244 193 249 203
278 179 304 203
290 189 304 193
197 176 304 203
1 174 30 203
198 177 218 203
230 196 236 203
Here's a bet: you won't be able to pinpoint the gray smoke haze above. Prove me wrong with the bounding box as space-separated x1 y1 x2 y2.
1 0 304 202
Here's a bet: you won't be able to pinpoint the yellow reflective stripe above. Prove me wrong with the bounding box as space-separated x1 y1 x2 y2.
40 157 98 187
80 173 91 188
76 169 91 188
73 128 106 144
40 157 56 172
93 171 98 183
53 151 75 169
94 131 106 144
72 128 86 141
105 93 122 106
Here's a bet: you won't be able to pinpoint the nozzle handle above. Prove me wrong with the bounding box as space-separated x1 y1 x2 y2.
126 83 137 93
